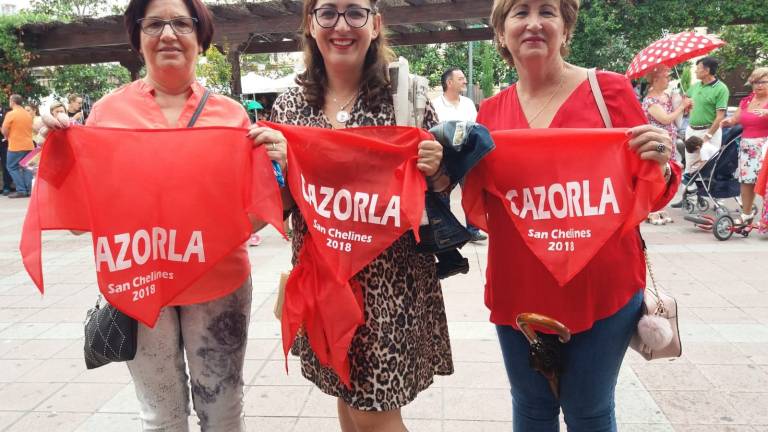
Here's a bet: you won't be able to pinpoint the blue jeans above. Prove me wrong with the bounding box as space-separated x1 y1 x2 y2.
6 150 33 194
496 291 643 432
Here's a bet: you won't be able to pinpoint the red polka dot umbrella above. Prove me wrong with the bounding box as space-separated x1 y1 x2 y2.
625 31 726 80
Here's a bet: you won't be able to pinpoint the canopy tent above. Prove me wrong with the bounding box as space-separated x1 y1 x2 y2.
241 72 298 94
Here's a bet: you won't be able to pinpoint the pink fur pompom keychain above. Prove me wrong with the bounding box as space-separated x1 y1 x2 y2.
637 314 673 350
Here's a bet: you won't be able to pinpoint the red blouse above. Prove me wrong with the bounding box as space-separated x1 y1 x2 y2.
475 71 680 333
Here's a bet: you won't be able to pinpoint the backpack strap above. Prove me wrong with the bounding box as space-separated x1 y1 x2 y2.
186 89 211 128
587 68 612 128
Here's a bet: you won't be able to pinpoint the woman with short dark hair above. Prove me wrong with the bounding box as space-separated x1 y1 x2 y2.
43 0 287 429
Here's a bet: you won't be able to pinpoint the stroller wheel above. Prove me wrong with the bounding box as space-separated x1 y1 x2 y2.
713 214 734 241
683 199 696 214
697 197 710 212
715 206 729 216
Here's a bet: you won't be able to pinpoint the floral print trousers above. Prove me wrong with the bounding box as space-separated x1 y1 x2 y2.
127 279 252 432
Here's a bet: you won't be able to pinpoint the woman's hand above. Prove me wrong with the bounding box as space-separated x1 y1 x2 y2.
41 112 71 130
627 124 672 167
721 117 735 128
247 125 287 170
417 139 443 177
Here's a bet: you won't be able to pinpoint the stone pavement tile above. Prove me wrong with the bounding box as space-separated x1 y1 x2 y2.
444 420 512 431
3 411 90 432
0 308 37 323
704 280 761 296
251 360 307 387
0 323 55 340
251 298 281 322
728 392 768 424
249 320 281 339
712 324 768 343
0 359 45 383
618 424 674 432
698 364 768 392
681 342 752 365
744 280 768 293
39 382 125 412
631 362 713 391
0 411 24 430
245 338 279 360
9 295 66 309
404 419 442 432
443 291 490 322
0 382 65 411
652 390 742 425
243 385 311 417
436 361 507 389
442 388 511 421
21 307 85 323
679 323 728 343
72 362 132 384
0 339 23 358
1 339 71 360
16 357 85 383
298 387 336 418
73 413 141 432
447 322 496 341
243 416 297 431
292 417 338 432
735 343 768 365
615 389 669 424
673 425 755 431
689 307 760 324
97 383 139 413
616 365 644 391
448 339 503 363
727 294 768 309
744 308 768 325
0 296 26 308
402 386 442 420
243 359 266 385
37 322 82 339
55 339 87 359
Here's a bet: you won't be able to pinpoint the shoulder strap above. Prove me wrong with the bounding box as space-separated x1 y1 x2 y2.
587 68 612 128
186 89 211 128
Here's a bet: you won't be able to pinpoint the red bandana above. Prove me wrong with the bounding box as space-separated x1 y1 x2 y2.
267 122 429 387
20 126 284 326
463 128 666 286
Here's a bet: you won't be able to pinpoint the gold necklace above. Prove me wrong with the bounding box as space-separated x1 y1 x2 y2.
524 69 566 126
331 90 359 123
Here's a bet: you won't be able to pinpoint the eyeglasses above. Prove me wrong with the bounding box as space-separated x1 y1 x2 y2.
137 17 198 36
753 80 768 86
312 7 374 29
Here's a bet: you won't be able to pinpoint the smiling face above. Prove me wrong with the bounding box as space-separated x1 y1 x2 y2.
500 0 567 65
139 0 200 78
308 0 381 73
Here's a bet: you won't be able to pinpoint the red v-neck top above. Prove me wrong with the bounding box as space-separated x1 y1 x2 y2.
475 70 680 333
87 79 253 305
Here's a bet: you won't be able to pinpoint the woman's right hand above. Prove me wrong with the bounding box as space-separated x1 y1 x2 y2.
720 117 735 128
41 112 72 130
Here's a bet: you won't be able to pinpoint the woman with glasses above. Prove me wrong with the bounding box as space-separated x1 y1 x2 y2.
270 0 453 430
42 0 287 430
721 67 768 226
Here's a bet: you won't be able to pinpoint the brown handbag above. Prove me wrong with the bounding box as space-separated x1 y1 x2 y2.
629 251 682 360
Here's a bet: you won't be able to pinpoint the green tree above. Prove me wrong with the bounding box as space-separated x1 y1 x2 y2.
0 13 48 105
46 64 131 102
718 24 768 75
197 46 232 95
29 0 112 20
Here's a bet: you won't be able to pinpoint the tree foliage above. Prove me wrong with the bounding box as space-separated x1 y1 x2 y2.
197 46 233 95
29 0 114 21
46 64 131 102
0 13 47 105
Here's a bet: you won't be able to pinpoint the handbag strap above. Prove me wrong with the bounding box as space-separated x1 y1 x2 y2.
643 249 666 314
186 89 211 128
587 68 613 128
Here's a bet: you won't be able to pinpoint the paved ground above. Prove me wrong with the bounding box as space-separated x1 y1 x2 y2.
1 190 767 432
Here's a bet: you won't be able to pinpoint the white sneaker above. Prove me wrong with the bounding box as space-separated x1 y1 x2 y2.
741 212 756 224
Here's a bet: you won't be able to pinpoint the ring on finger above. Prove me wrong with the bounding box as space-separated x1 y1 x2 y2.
655 142 666 153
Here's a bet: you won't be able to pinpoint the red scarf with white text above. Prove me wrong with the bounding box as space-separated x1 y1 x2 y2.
267 122 428 387
20 126 284 326
463 128 666 286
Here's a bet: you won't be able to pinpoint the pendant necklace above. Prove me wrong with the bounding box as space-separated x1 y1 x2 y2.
332 90 359 124
525 67 566 126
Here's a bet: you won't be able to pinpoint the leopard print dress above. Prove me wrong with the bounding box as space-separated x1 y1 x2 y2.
271 87 454 411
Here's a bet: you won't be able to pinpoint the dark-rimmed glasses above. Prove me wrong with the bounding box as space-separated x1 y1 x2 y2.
312 7 374 29
137 17 198 36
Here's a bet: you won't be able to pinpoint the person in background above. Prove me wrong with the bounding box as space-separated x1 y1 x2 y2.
476 0 678 429
431 67 487 242
24 103 45 147
0 105 15 195
1 94 34 198
66 93 85 124
720 67 768 224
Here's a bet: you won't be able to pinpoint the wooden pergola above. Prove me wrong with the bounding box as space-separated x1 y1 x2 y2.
18 0 493 96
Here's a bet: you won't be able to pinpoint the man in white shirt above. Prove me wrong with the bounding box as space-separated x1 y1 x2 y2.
431 68 486 242
432 68 478 122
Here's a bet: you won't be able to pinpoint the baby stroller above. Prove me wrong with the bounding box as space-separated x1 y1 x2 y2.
682 126 758 240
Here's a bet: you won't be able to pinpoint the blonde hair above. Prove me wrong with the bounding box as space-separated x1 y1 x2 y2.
645 66 670 90
489 0 580 68
748 67 768 85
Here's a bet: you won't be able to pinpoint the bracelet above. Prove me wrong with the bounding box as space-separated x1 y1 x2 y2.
663 162 672 183
704 132 713 139
426 163 448 191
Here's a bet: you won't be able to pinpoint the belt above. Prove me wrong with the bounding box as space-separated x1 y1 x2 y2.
689 125 710 130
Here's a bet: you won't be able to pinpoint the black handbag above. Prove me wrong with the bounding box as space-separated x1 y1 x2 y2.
82 88 211 369
84 296 139 369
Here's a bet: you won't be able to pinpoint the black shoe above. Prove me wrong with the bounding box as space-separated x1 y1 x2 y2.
1 190 10 196
469 231 488 242
670 200 683 209
436 257 469 279
7 191 29 198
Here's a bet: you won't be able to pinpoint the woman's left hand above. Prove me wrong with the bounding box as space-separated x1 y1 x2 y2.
627 124 672 167
247 125 287 170
417 139 443 177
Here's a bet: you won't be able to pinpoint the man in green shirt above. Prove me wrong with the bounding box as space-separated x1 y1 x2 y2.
685 57 730 163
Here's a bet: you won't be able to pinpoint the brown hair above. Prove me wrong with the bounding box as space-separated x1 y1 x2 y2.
489 0 580 68
684 135 703 153
296 0 395 110
67 93 81 103
123 0 214 53
748 67 768 85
